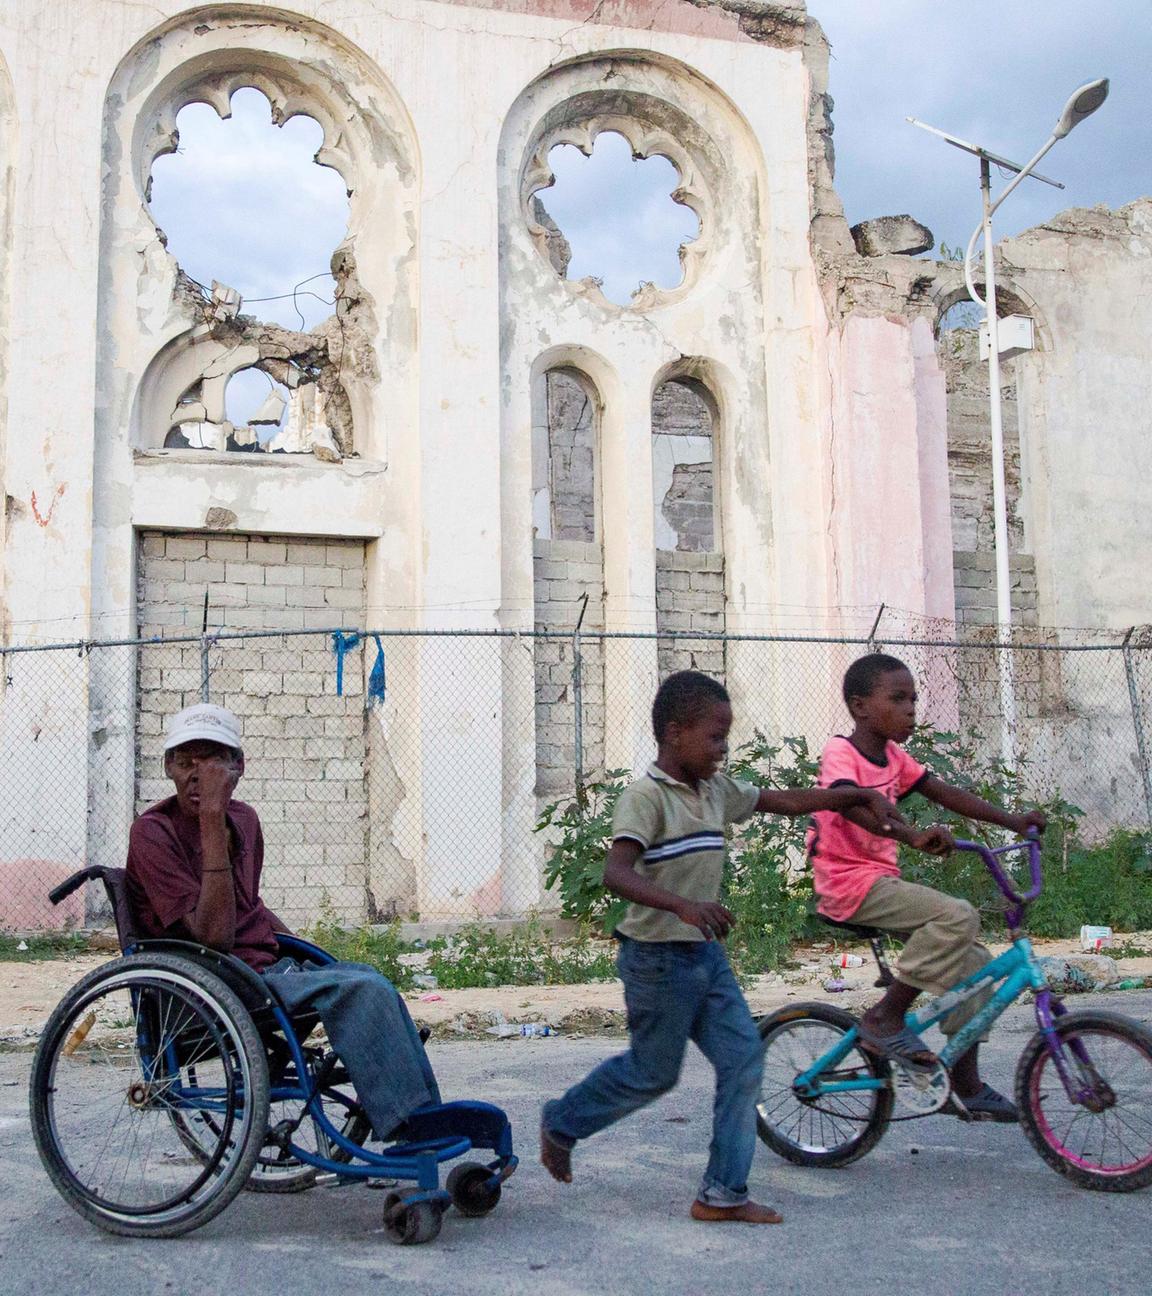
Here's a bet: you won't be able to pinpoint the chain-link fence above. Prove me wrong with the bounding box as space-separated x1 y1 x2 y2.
2 622 1150 931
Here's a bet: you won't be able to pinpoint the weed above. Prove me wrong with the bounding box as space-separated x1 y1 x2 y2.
534 723 1152 972
724 733 823 976
427 920 617 989
0 930 91 962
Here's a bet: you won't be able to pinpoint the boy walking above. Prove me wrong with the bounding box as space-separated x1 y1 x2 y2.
540 671 900 1223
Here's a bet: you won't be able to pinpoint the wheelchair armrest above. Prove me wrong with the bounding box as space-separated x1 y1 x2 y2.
274 932 338 966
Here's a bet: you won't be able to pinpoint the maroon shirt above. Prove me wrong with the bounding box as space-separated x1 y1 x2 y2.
126 796 279 971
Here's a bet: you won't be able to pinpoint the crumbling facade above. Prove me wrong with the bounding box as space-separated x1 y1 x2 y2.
0 1 1148 922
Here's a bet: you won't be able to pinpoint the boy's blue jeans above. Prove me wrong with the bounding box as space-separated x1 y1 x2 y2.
542 935 765 1206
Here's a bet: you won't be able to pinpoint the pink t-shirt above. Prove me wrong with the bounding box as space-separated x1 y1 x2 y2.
806 736 928 922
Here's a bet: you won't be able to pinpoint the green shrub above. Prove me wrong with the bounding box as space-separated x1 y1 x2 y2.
1026 829 1152 937
536 771 631 934
534 724 1151 968
724 733 823 975
303 906 417 990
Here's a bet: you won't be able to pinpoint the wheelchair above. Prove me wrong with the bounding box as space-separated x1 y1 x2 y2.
29 867 517 1244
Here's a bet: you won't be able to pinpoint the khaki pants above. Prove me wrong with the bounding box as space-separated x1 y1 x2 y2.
852 876 991 1039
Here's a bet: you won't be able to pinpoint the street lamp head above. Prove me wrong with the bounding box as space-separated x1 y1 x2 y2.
1053 78 1109 140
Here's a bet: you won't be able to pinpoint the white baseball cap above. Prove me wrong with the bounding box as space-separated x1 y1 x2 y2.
163 703 243 753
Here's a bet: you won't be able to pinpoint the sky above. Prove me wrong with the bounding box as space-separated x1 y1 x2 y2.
148 3 1152 316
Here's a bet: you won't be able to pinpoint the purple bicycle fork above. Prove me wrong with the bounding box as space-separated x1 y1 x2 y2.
958 833 1104 1109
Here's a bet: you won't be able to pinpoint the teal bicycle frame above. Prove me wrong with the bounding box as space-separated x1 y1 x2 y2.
793 937 1048 1101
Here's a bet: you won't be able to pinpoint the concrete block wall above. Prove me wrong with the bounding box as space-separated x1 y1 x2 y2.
135 531 369 927
533 537 605 797
655 550 726 678
546 370 596 543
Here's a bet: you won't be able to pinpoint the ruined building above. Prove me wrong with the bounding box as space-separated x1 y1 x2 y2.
0 2 1148 922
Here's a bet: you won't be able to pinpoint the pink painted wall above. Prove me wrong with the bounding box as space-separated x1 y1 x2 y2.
825 314 954 621
0 859 85 930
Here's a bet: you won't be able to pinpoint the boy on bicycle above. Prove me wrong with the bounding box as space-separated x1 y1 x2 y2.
808 653 1046 1120
540 670 902 1223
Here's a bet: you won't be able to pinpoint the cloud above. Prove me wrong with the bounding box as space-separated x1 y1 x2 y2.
812 0 1151 250
523 132 699 304
148 87 349 329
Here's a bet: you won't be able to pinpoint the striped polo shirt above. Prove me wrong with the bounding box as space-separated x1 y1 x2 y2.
612 763 760 943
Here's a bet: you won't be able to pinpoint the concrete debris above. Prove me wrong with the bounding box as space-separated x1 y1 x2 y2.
209 281 243 322
1037 954 1120 993
850 215 935 258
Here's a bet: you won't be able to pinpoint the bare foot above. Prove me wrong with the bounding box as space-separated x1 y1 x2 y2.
690 1199 783 1224
540 1123 573 1183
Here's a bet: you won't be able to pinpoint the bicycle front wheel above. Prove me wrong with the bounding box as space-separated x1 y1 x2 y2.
1016 1010 1152 1192
757 1003 892 1167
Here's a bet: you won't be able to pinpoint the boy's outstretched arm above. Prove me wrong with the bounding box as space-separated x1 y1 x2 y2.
603 838 735 940
754 784 903 829
918 774 1047 836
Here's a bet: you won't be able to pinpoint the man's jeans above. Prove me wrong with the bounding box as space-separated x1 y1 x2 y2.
264 959 441 1139
543 936 765 1206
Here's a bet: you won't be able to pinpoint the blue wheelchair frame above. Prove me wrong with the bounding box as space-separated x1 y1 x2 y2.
132 929 517 1204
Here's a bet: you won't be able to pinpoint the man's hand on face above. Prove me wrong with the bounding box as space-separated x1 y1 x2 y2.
196 757 240 817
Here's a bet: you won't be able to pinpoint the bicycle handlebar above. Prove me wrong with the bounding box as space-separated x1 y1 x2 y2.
953 829 1043 928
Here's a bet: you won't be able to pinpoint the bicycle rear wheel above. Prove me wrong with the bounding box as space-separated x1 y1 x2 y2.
757 1003 892 1167
1016 1010 1152 1192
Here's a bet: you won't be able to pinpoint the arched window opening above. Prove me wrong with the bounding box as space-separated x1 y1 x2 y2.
652 377 723 677
531 131 700 307
148 87 349 331
532 365 605 795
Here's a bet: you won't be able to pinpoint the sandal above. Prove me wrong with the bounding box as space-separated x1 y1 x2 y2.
857 1022 937 1071
944 1083 1019 1123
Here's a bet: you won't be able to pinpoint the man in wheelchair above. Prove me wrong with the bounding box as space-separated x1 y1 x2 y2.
126 701 441 1144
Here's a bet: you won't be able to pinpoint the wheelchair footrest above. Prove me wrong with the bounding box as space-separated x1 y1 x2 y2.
394 1101 514 1160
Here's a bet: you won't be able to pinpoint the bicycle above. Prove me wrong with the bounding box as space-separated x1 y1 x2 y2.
755 833 1152 1191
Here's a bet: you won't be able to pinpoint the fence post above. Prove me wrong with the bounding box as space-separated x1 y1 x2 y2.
200 634 212 703
572 592 588 808
867 603 886 652
1121 628 1152 828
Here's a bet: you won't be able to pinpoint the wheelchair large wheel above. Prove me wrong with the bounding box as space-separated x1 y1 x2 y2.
30 953 270 1237
757 1002 892 1167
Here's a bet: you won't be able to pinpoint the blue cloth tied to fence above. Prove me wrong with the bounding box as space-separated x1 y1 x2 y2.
331 632 386 703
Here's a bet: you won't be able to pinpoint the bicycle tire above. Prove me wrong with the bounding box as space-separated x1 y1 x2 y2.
757 1002 892 1168
30 953 271 1237
1016 1009 1152 1192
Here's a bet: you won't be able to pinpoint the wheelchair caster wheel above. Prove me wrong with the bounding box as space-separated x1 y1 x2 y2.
382 1194 442 1245
446 1161 502 1217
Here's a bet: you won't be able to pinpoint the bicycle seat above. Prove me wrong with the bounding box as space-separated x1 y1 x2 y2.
819 916 888 942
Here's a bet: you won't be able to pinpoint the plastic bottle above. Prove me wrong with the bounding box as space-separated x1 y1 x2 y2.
835 953 865 968
519 1023 554 1037
411 973 438 989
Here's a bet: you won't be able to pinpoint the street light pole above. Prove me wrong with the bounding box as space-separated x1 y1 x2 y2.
978 154 1018 767
908 79 1109 770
